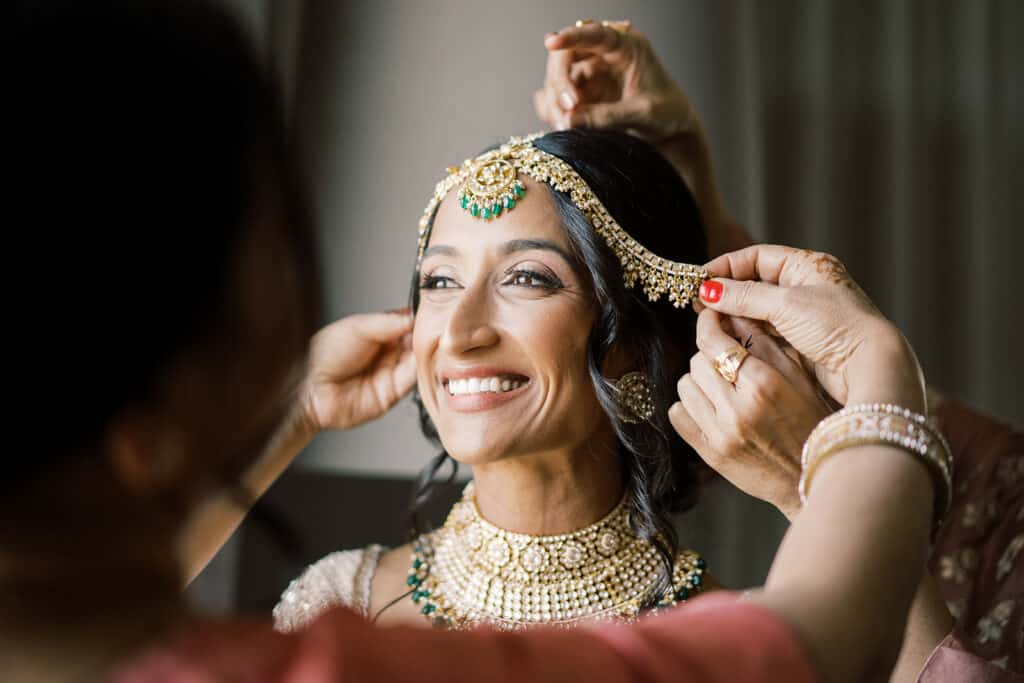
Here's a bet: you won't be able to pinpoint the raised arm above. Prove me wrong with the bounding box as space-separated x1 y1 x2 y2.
535 21 751 256
682 245 948 681
182 310 416 583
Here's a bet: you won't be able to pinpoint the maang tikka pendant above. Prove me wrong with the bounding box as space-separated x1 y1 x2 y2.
456 156 526 220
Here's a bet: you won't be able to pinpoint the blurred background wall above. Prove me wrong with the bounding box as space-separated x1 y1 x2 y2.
190 0 1023 613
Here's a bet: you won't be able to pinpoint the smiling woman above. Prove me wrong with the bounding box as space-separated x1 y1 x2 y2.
274 129 713 632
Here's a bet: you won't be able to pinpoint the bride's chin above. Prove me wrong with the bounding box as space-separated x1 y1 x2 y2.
439 439 510 466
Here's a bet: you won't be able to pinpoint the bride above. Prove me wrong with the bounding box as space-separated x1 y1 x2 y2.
274 128 719 631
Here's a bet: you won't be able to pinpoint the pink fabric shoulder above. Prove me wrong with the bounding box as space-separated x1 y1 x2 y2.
105 593 818 683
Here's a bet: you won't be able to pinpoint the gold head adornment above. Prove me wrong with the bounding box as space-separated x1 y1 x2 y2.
417 133 708 308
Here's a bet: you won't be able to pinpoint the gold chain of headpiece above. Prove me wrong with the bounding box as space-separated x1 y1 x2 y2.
417 133 708 308
407 483 707 630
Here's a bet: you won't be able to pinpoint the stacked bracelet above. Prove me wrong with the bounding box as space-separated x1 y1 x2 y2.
798 403 953 532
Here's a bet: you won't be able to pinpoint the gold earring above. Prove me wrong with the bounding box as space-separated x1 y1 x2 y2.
614 372 655 424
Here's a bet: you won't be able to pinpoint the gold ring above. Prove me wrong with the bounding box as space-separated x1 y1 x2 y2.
575 18 596 27
713 347 750 385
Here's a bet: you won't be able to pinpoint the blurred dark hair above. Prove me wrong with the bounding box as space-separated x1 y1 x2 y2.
3 0 318 483
409 129 708 602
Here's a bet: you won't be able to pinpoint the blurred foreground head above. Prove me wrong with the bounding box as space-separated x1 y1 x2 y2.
2 0 317 564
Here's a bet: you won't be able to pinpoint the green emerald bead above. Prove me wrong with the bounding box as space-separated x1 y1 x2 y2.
406 575 422 586
676 587 690 601
421 604 436 615
492 202 502 216
482 206 491 219
513 183 525 198
695 558 707 569
460 195 469 209
412 558 422 569
412 591 422 603
504 197 516 210
691 574 702 586
470 203 480 217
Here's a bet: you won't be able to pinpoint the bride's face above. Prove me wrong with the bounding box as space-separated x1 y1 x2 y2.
413 176 609 465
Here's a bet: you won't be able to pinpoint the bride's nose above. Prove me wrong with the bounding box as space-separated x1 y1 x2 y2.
440 282 499 354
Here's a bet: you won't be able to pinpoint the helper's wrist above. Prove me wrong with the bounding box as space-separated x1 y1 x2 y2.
844 323 926 415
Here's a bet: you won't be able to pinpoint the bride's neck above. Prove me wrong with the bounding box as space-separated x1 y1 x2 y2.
470 441 624 535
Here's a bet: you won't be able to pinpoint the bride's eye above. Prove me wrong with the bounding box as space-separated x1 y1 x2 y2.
503 268 563 290
420 274 460 290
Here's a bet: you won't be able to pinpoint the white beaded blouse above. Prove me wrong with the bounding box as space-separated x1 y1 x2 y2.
273 544 384 633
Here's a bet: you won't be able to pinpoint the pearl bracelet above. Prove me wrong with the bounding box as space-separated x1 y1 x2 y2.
798 403 953 532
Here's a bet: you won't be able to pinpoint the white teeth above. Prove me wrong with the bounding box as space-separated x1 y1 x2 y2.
446 376 525 396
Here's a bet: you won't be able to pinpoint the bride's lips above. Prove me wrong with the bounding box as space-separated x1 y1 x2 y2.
438 367 531 413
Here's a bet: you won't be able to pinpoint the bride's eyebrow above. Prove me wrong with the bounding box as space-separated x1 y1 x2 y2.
500 239 573 266
422 245 457 259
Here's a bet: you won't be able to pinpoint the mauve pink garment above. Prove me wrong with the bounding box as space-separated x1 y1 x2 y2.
923 396 1024 678
920 635 1024 682
105 593 818 683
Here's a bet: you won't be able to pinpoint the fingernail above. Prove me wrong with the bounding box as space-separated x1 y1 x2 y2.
559 89 577 110
699 280 723 303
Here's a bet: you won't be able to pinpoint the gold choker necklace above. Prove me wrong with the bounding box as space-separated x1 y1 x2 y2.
407 484 707 630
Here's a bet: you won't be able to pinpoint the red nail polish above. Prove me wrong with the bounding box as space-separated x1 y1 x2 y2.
699 280 722 303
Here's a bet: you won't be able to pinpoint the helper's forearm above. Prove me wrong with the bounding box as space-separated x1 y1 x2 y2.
180 402 316 584
754 445 935 683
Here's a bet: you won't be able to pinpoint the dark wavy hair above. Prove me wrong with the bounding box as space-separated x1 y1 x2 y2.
408 129 708 602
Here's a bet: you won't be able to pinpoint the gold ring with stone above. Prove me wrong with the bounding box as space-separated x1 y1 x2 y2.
713 347 750 385
575 18 596 27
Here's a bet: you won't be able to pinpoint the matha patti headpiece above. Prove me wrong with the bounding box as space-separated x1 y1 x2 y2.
417 133 708 308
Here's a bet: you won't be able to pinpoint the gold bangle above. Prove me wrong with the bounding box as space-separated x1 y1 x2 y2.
798 404 952 532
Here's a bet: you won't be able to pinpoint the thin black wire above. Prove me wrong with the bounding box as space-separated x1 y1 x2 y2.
371 588 415 624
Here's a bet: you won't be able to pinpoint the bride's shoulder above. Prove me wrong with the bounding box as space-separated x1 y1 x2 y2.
273 543 387 632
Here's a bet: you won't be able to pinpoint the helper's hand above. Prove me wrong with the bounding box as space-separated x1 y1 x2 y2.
302 310 417 433
536 21 700 141
671 313 831 519
536 21 749 255
691 245 926 413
